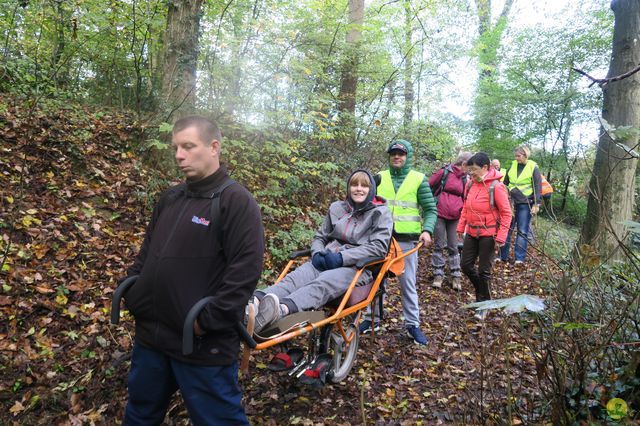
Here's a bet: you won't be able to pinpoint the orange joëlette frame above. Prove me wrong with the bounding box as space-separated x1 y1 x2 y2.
251 241 422 351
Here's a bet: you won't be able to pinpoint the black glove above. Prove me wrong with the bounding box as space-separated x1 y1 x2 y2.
312 252 327 271
324 252 343 270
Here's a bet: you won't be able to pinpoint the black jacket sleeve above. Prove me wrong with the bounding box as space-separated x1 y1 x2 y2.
532 167 542 205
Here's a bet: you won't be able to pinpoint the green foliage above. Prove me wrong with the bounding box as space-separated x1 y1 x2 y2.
534 216 580 260
534 260 640 422
1 0 166 110
497 248 639 422
548 192 588 226
144 122 173 151
222 133 342 275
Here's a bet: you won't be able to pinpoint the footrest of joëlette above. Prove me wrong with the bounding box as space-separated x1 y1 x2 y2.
253 310 327 342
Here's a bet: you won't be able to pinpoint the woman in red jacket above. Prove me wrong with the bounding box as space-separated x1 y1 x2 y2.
456 153 512 317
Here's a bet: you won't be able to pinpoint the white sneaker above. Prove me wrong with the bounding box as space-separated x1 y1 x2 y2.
514 260 524 265
432 275 443 289
254 294 280 333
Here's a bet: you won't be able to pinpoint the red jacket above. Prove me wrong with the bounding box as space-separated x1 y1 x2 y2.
456 168 512 244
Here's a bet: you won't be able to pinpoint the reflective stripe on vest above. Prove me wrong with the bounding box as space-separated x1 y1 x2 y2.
387 200 419 209
507 160 537 197
378 169 424 234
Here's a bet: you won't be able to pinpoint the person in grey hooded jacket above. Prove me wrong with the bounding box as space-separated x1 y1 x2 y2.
252 169 393 333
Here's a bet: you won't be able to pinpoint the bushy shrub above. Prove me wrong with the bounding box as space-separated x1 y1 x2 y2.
546 192 587 226
528 261 640 423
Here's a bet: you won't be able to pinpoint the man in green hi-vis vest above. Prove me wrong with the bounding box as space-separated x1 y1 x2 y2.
359 139 437 346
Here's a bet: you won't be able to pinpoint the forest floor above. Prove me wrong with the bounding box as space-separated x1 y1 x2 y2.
0 99 562 424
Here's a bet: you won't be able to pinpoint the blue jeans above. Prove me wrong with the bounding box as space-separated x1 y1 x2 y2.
500 203 531 262
124 343 248 426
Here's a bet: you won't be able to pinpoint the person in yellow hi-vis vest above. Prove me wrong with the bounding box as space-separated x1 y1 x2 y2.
498 145 542 265
358 139 437 346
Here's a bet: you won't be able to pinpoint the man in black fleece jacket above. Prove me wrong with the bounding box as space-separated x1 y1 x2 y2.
122 116 264 425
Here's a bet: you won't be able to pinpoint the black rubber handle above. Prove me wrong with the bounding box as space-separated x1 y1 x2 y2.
182 296 215 355
289 249 311 259
110 275 138 325
182 296 258 355
234 322 257 349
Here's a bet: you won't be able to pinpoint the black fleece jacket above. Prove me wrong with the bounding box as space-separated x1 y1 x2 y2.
124 165 264 365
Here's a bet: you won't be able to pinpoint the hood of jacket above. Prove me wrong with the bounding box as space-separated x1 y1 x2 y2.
476 167 502 184
346 169 378 213
451 164 466 177
387 139 414 177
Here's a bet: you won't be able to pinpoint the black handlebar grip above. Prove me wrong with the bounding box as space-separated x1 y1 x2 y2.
110 275 138 325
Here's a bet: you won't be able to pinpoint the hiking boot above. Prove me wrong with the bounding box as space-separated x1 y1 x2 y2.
358 320 380 335
406 325 428 346
254 294 280 333
432 275 443 289
451 277 462 291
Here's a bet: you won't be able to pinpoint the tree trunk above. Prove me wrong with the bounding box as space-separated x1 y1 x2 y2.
473 0 514 154
159 0 204 121
51 0 71 88
403 0 414 132
336 0 364 150
579 0 640 261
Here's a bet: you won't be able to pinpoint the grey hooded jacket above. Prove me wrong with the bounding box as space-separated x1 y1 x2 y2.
310 169 393 265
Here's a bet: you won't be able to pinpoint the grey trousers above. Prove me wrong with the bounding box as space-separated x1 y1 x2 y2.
259 261 372 312
431 217 461 278
364 240 421 327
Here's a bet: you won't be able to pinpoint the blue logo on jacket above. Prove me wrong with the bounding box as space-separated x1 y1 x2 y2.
192 216 210 226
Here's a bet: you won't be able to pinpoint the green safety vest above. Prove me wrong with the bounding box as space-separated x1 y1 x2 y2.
378 169 424 234
507 160 537 197
499 168 507 182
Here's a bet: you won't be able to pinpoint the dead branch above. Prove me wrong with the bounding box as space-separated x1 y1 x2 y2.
572 64 640 88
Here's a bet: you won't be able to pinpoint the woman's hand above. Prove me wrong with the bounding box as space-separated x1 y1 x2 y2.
323 252 343 270
312 252 327 271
